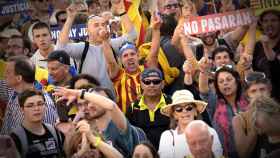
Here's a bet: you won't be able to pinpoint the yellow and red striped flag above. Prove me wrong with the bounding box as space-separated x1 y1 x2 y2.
123 0 149 47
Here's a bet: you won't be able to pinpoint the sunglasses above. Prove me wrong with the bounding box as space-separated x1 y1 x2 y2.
142 79 162 85
174 106 194 113
164 3 180 9
215 64 234 72
245 72 266 84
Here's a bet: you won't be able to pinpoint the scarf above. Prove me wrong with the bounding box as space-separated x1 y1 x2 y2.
213 96 248 157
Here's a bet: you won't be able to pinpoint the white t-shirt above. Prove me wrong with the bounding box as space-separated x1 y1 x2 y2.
31 49 48 69
158 127 223 158
30 45 76 69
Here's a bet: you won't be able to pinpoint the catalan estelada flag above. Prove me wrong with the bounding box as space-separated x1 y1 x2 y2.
123 0 149 47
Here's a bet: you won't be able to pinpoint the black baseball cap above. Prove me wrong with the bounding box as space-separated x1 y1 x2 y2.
41 50 70 65
141 68 163 80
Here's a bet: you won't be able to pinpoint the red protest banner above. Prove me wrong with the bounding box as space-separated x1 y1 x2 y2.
184 9 254 35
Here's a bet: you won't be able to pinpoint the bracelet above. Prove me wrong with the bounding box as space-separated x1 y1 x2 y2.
94 136 102 147
118 11 126 16
80 89 86 99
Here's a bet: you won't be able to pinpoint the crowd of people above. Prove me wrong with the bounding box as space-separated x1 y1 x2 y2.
0 0 280 158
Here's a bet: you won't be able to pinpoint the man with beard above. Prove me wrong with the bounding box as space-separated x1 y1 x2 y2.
126 68 171 150
252 9 280 102
53 86 146 158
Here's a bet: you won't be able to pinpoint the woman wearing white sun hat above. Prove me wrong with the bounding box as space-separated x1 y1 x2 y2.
158 90 223 158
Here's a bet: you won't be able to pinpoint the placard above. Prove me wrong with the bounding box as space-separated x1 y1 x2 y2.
183 9 253 35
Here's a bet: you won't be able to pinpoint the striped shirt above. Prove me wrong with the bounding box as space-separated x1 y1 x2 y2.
112 66 144 113
0 80 58 135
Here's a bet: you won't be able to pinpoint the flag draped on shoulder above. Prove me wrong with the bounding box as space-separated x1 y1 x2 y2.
138 43 180 85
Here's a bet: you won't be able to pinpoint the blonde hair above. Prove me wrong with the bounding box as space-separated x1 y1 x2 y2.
64 129 104 158
251 96 280 114
251 96 280 130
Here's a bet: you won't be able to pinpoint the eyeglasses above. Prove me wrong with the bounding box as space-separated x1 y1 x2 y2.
245 72 266 84
142 79 162 85
24 102 45 108
215 64 234 72
174 106 194 113
164 3 180 9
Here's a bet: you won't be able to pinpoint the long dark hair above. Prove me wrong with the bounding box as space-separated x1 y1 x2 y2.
214 67 242 104
133 141 159 158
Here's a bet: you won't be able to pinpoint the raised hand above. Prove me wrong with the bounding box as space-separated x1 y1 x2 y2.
183 60 193 74
260 35 270 46
77 120 91 134
67 3 88 19
198 57 212 74
151 11 162 30
75 132 90 156
76 120 95 144
53 87 80 106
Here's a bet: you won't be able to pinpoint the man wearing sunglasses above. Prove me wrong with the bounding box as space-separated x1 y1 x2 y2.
126 68 171 150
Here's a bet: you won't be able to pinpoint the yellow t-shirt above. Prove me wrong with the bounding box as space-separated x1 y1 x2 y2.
240 29 262 46
0 60 6 80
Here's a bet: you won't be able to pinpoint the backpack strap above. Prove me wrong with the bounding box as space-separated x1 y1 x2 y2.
44 123 59 143
12 125 28 158
110 45 120 65
79 41 89 73
44 123 63 156
169 130 175 146
73 59 78 70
